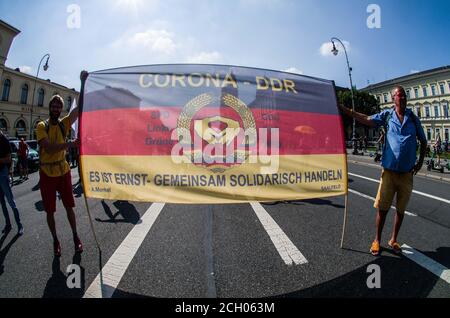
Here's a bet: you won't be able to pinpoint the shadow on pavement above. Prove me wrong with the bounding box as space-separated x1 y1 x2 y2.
422 246 450 269
261 199 344 209
0 233 21 276
34 200 45 212
275 253 441 298
285 198 345 209
73 182 83 198
96 200 142 225
42 253 85 298
32 180 40 191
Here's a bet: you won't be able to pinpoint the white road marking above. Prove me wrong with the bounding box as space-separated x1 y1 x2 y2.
349 172 450 205
348 188 417 216
348 188 449 284
250 202 307 266
401 244 450 285
83 203 165 298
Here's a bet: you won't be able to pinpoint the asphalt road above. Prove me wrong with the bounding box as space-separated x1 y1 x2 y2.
0 157 449 299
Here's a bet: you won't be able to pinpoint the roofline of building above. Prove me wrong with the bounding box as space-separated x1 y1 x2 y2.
0 20 20 35
2 66 79 93
361 65 450 91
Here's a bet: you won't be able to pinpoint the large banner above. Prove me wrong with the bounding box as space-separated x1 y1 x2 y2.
80 65 347 203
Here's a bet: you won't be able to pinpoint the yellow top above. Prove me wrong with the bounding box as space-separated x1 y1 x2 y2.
36 116 71 177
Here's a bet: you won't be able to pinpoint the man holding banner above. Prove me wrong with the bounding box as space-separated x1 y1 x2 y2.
37 94 82 257
339 86 427 256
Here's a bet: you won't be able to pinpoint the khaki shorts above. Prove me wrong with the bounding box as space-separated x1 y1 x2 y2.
374 169 414 214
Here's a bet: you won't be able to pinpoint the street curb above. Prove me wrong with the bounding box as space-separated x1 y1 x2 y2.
348 159 450 183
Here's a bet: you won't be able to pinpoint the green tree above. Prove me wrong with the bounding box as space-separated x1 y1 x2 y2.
337 88 380 140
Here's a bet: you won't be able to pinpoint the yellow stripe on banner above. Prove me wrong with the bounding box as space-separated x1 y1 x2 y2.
80 155 348 204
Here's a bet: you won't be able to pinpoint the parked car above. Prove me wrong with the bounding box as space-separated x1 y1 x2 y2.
26 139 39 152
9 140 40 172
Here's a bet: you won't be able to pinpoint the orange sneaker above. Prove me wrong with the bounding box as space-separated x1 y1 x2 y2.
388 240 402 254
370 241 380 256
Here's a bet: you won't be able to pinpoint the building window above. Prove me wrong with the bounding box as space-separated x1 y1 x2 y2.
67 96 72 111
2 79 11 101
431 85 437 96
444 103 449 118
427 128 432 140
434 104 440 118
15 119 26 136
0 118 7 132
38 88 45 107
436 128 441 140
406 89 411 99
414 87 419 99
425 105 430 118
416 106 422 118
422 86 428 97
20 84 29 104
440 83 446 95
383 93 388 103
445 128 449 141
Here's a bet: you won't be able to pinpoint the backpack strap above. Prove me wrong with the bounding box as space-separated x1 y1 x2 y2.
40 120 67 158
44 119 66 140
383 109 424 149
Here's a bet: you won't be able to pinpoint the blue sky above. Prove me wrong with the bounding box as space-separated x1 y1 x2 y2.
1 0 449 91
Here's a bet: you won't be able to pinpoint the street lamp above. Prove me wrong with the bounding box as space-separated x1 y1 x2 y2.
29 53 50 140
330 37 358 154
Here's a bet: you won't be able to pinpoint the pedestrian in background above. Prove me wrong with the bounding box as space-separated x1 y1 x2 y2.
0 130 24 235
18 137 29 180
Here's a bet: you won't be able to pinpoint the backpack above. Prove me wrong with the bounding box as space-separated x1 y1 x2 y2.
39 119 66 157
43 119 66 140
382 108 421 152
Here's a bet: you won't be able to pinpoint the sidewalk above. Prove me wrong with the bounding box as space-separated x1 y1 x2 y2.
345 149 450 183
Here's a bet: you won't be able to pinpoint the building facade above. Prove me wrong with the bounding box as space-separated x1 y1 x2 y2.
0 19 79 140
362 66 450 144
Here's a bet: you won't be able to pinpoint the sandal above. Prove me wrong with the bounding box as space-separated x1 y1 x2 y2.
388 240 402 254
370 241 380 256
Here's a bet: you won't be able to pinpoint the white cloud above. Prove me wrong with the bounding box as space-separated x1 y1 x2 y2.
319 40 351 57
112 29 177 55
114 0 158 14
19 65 33 74
283 67 303 74
410 70 419 74
186 51 222 64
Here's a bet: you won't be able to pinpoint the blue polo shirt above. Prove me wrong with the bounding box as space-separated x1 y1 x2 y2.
370 108 426 173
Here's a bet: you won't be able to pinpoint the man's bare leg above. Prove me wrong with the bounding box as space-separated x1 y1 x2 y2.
390 211 404 243
65 206 83 252
375 209 389 243
47 212 62 256
46 213 58 241
65 206 78 236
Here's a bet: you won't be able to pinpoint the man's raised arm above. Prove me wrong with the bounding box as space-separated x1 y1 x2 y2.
338 104 377 128
68 71 89 126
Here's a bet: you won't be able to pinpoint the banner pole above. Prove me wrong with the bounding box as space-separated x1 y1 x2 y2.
340 193 348 249
77 71 102 252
